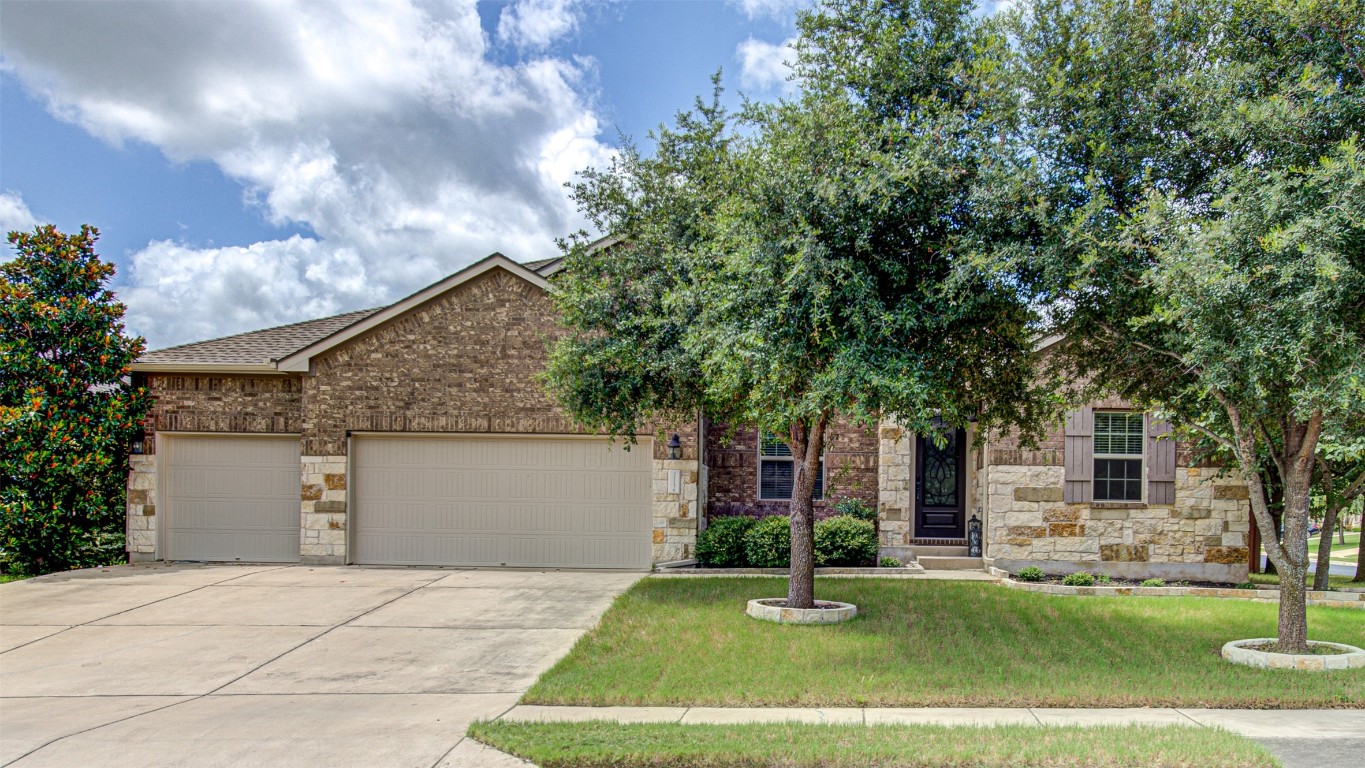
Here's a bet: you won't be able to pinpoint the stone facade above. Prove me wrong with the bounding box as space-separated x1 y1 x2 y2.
705 420 878 518
300 455 348 563
875 420 983 547
125 454 158 559
985 464 1251 581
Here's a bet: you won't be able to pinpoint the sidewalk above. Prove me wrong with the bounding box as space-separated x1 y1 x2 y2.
499 704 1365 738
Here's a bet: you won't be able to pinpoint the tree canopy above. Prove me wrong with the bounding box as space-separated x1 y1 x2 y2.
545 0 1055 608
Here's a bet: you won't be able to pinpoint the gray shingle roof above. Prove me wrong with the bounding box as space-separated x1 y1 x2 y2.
520 256 562 272
140 308 381 367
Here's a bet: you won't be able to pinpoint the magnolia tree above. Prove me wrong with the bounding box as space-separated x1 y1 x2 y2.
0 226 147 575
544 0 1052 609
1008 0 1364 650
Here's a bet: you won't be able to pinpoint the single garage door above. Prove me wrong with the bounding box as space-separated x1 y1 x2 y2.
352 435 652 569
162 435 301 562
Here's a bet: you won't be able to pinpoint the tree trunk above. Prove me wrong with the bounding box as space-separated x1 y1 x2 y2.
786 415 828 610
1357 516 1365 582
1313 460 1335 592
1231 408 1320 653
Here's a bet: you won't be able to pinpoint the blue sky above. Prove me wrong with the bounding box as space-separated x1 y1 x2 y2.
1 0 999 348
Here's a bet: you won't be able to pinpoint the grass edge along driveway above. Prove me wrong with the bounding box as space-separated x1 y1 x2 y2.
524 577 1365 708
469 721 1280 768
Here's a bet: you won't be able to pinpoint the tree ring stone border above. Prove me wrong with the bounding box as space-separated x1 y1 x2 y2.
746 598 857 624
1221 638 1365 671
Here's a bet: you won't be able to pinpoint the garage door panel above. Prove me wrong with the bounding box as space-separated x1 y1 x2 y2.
353 436 651 569
163 436 301 563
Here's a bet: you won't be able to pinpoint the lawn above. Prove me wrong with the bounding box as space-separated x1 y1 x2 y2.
524 577 1365 708
469 721 1279 768
1248 571 1363 589
1312 531 1360 559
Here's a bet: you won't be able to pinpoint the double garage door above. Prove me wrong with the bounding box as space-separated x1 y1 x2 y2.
159 434 652 569
352 436 653 569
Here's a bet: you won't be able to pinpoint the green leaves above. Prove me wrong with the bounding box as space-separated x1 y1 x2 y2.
1 225 148 575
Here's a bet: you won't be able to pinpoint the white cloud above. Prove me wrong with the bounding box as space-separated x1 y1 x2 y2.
0 191 41 235
736 37 797 91
497 0 584 50
730 0 809 21
0 0 614 347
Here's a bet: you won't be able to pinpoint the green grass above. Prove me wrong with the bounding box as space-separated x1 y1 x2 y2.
469 721 1280 768
1247 571 1363 590
525 577 1365 708
1312 531 1360 559
0 574 31 584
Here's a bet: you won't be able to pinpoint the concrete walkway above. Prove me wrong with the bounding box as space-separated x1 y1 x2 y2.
0 563 642 768
500 705 1365 768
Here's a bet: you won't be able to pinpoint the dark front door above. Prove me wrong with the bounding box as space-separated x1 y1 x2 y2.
915 428 967 539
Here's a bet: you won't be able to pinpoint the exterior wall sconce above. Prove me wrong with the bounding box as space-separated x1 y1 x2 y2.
667 433 681 460
131 438 146 455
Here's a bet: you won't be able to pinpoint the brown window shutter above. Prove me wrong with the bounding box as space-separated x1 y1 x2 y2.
1063 408 1093 503
1147 417 1176 505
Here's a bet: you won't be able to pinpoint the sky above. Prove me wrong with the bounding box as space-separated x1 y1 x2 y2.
1 0 1003 350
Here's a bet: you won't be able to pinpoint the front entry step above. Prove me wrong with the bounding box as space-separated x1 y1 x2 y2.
916 555 985 570
880 545 983 571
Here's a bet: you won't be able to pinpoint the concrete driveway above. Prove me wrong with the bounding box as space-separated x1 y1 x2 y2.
0 563 642 767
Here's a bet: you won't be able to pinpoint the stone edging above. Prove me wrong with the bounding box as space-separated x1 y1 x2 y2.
1222 638 1365 671
746 599 857 624
655 565 926 576
988 568 1365 608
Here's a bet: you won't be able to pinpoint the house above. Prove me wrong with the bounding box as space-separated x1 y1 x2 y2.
126 253 1253 581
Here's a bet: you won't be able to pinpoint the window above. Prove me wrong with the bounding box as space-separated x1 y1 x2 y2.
758 432 824 500
1093 412 1144 501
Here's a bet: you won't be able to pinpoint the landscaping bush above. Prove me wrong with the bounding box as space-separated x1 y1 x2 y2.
1015 566 1044 582
1141 578 1167 587
1236 582 1257 590
1096 574 1112 585
880 556 903 568
743 515 791 568
1062 572 1095 586
831 497 878 523
814 516 878 566
695 516 756 568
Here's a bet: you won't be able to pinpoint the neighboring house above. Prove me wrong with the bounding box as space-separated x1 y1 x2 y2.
127 253 1252 581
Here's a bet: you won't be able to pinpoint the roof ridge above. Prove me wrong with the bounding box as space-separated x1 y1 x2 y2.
146 306 384 356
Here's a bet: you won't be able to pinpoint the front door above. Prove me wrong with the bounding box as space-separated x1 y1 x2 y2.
915 428 966 540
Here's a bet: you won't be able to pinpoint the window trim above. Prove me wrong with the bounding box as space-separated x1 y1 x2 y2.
757 431 826 501
1092 411 1145 503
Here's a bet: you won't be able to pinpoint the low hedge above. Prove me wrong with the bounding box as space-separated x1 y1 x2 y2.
743 515 792 568
814 515 878 566
695 516 756 567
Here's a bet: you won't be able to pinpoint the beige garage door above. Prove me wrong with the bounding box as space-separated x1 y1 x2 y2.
352 436 652 569
162 435 301 563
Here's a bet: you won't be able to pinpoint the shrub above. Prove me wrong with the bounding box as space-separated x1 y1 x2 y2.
1235 581 1257 590
1061 572 1095 586
1015 566 1045 582
1140 577 1167 587
814 516 878 566
695 516 755 568
743 515 791 568
880 556 903 568
1096 574 1112 585
831 497 878 522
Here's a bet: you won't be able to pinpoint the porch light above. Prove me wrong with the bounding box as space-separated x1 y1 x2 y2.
967 514 983 557
131 438 145 455
667 433 682 460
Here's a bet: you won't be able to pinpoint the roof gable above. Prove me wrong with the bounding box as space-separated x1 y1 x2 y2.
275 253 548 373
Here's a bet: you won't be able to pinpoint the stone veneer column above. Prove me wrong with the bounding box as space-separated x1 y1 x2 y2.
300 456 347 564
652 456 699 563
126 454 158 561
877 419 912 546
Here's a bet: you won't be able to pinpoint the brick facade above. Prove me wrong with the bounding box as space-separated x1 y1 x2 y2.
704 420 878 519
